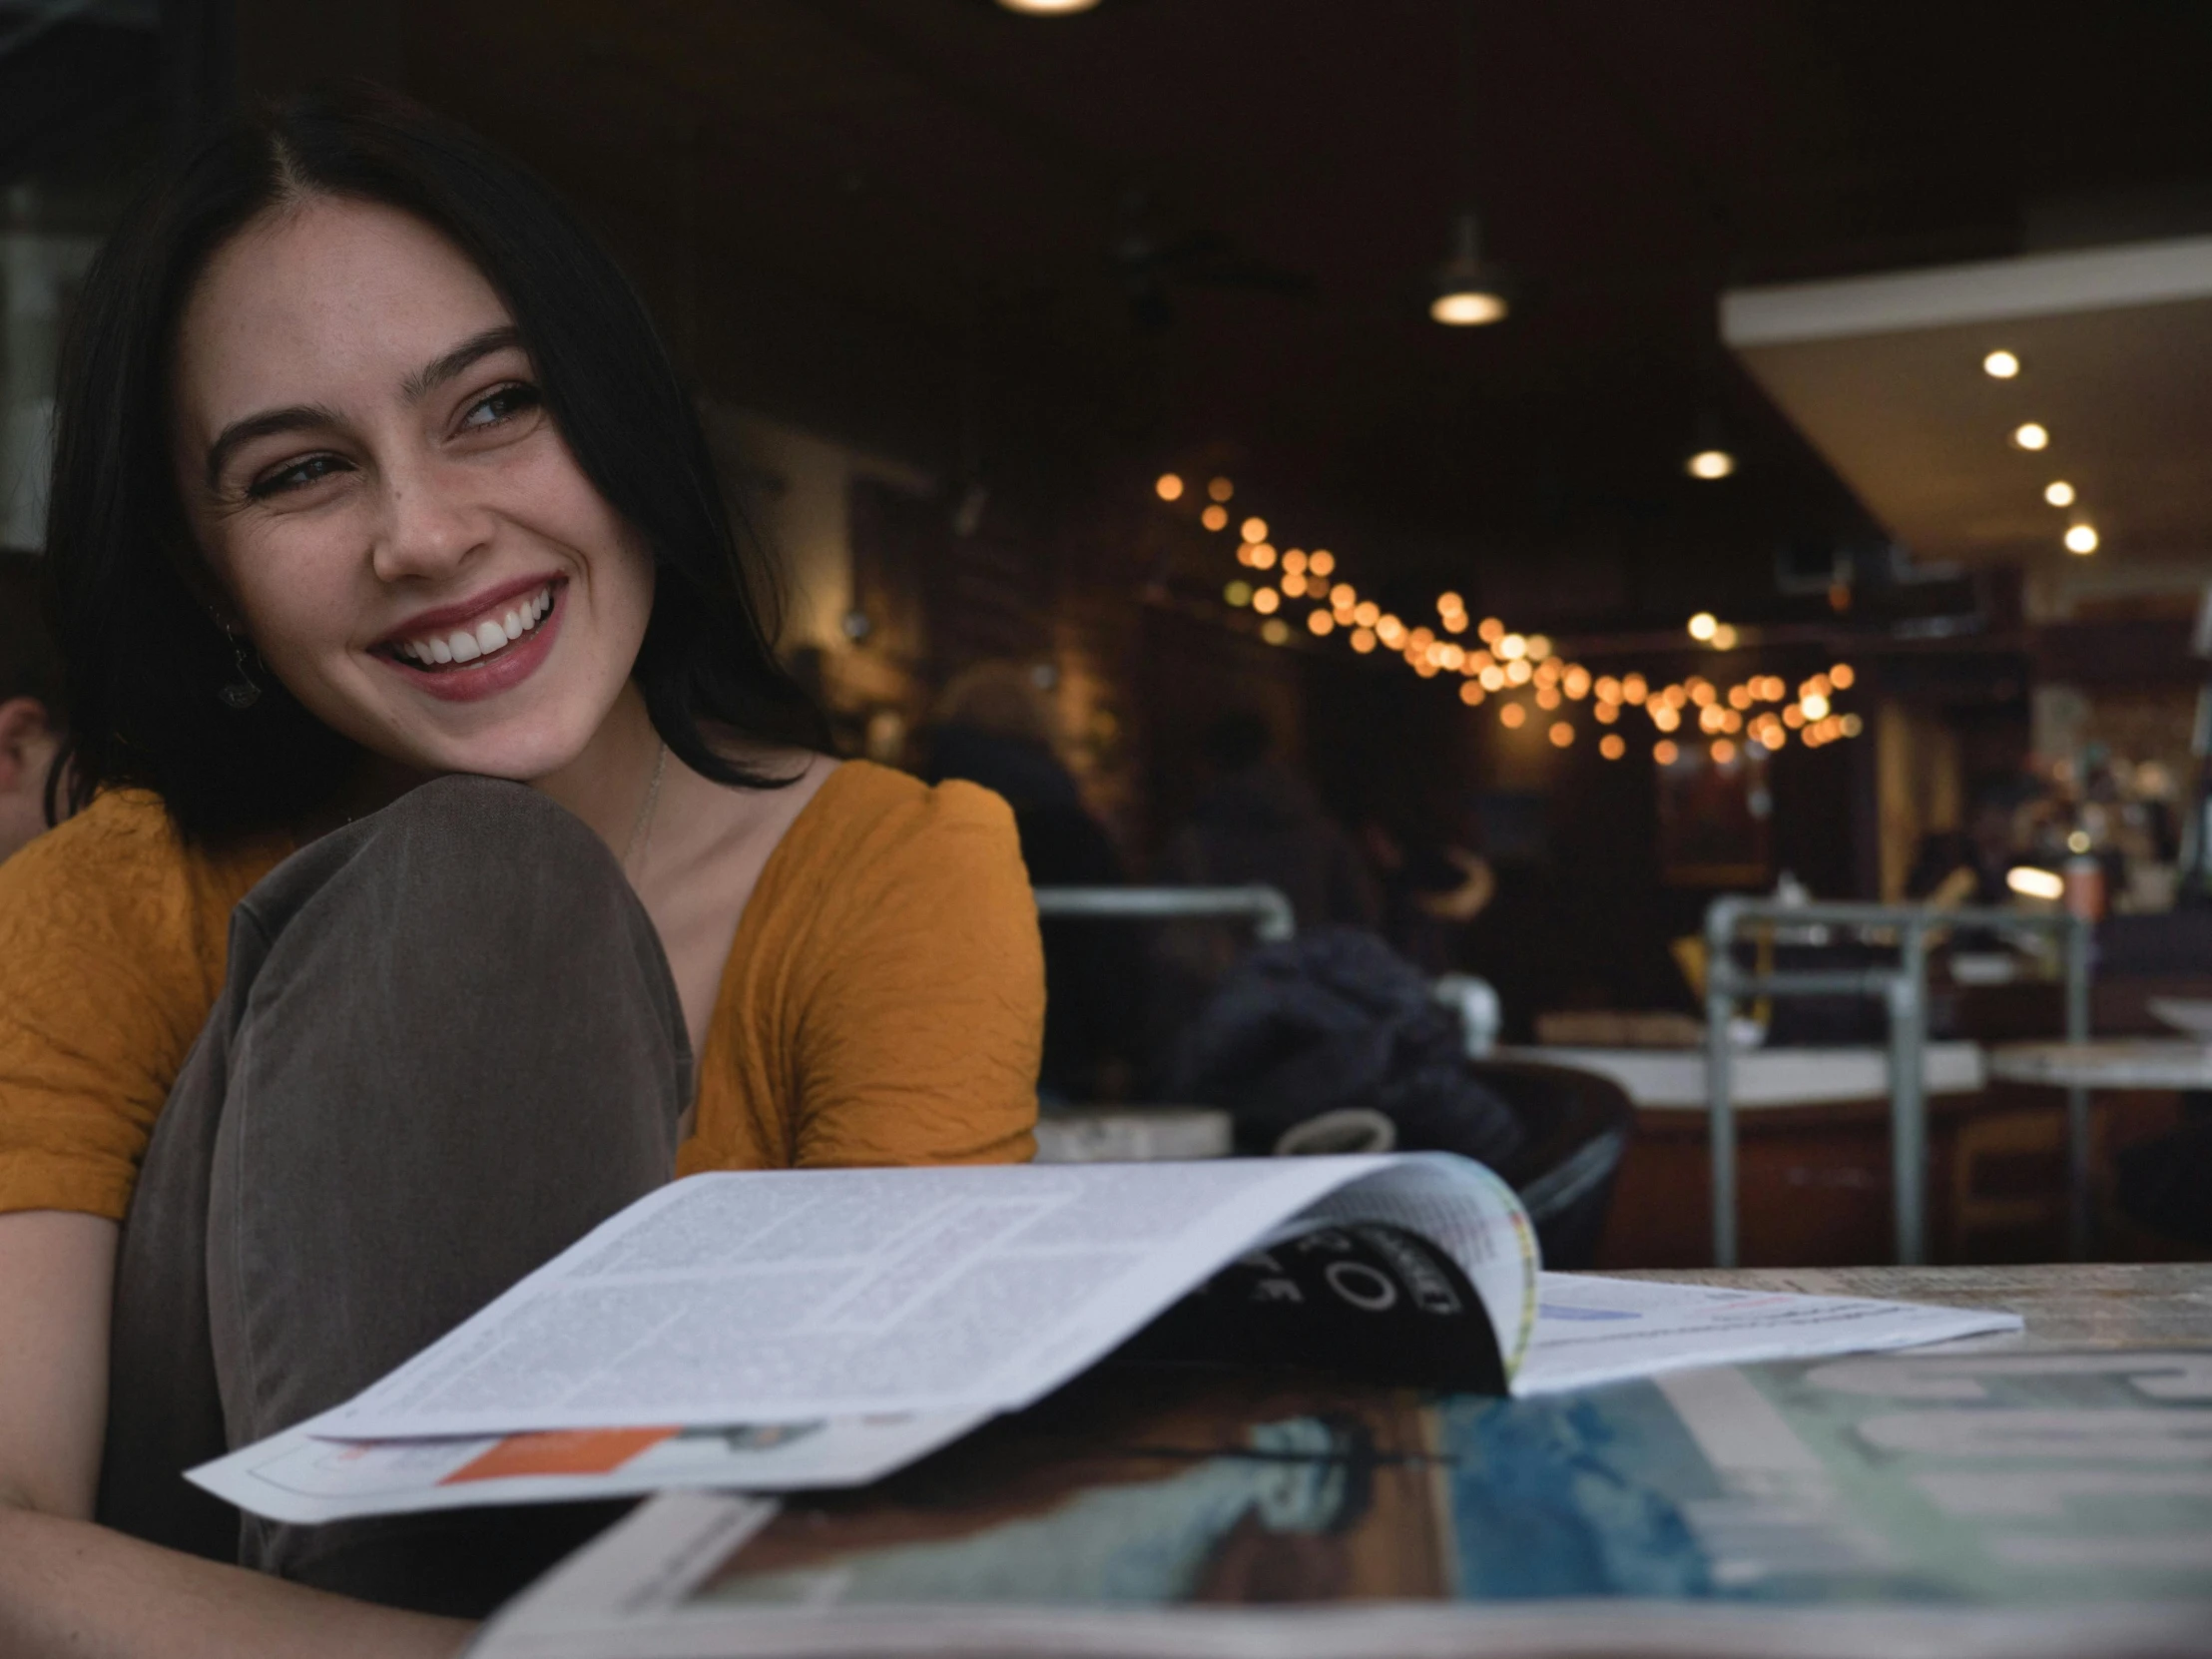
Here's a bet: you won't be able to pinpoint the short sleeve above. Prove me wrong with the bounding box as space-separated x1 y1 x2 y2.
0 796 263 1219
787 780 1042 1168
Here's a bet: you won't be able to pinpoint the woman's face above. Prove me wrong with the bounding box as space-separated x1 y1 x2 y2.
171 196 654 782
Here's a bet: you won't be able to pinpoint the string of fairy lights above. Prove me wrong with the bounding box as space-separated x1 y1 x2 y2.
1155 470 1864 765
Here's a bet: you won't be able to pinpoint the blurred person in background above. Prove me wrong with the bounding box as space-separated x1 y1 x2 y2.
919 662 1142 1100
1162 710 1378 933
0 552 68 863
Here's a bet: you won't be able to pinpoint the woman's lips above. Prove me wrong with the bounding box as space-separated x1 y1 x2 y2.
374 582 566 705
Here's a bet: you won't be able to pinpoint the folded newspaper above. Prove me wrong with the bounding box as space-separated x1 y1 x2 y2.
191 1154 2020 1524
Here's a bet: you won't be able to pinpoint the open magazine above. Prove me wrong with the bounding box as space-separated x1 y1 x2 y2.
467 1345 2212 1659
191 1154 2019 1524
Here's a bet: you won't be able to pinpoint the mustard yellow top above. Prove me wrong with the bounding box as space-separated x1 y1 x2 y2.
0 762 1041 1220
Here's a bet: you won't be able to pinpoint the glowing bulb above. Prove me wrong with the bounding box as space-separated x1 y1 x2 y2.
1621 674 1648 705
1281 572 1307 598
1504 659 1532 686
1686 448 1736 480
2065 523 2099 555
1498 633 1527 660
1654 740 1679 765
2012 422 2049 450
1982 349 2020 378
1600 734 1625 760
1459 682 1483 706
996 0 1101 13
1241 517 1268 543
2007 865 2064 901
1208 477 1234 502
1711 740 1737 764
1155 473 1184 501
1564 667 1591 700
1224 581 1252 607
1498 703 1526 729
1549 722 1574 748
1536 686 1561 710
1431 288 1508 326
1351 628 1377 654
1829 663 1855 690
1840 713 1863 737
2044 480 2075 507
1687 612 1718 641
1249 544 1276 570
1801 693 1830 721
1251 587 1280 615
1651 705 1680 732
1309 550 1335 577
1308 610 1335 637
1438 643 1465 671
1261 618 1291 645
1526 634 1552 662
1479 665 1505 691
1477 617 1504 644
1281 549 1306 574
1354 601 1380 628
1438 591 1464 615
1594 702 1619 725
1728 684 1752 710
1201 505 1229 531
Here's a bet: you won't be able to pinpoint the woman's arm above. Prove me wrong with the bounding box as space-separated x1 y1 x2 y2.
0 1211 472 1659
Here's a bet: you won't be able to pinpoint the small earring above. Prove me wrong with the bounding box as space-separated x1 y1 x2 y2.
218 634 263 711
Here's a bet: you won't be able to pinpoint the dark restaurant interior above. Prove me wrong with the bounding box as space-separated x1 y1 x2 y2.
8 0 2212 1275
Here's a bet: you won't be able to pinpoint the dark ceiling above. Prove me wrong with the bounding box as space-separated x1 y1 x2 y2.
31 0 2212 629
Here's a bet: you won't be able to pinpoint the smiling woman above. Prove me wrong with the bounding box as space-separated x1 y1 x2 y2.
0 84 1042 1657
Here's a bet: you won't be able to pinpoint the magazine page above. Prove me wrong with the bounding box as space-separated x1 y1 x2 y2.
190 1410 983 1526
1515 1274 2022 1394
310 1155 1538 1443
472 1347 2212 1659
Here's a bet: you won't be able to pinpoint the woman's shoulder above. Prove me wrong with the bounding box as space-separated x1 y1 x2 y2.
0 789 281 952
776 759 1018 874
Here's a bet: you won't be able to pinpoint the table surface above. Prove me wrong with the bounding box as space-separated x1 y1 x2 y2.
1987 1037 2212 1088
1616 1261 2212 1347
1517 1040 1986 1109
656 1262 2212 1659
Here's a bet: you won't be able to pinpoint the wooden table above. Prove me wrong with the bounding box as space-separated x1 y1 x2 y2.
491 1264 2212 1659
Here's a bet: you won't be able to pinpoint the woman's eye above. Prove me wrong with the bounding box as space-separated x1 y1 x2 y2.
459 382 543 431
246 453 351 499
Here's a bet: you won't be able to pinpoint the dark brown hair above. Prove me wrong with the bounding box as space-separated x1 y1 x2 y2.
46 82 828 842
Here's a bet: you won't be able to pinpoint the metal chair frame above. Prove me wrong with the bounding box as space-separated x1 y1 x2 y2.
1701 897 2092 1268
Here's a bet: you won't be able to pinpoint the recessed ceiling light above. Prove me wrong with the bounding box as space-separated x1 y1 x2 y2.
996 0 1100 12
1982 349 2021 378
1685 448 1736 480
2065 524 2099 555
2044 480 2076 507
2012 422 2049 450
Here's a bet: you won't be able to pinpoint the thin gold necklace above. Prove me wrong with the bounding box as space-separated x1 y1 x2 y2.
622 740 668 874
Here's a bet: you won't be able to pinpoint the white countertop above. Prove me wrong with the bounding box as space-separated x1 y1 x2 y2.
1503 1041 1986 1110
1987 1039 2212 1090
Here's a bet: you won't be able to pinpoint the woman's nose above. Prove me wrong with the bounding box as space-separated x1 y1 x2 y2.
369 456 495 583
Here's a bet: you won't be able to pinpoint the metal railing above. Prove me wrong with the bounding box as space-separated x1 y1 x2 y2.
1033 884 1298 942
1702 897 2091 1268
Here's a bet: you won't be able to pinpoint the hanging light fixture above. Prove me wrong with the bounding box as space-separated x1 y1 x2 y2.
1429 1 1509 328
996 0 1100 13
1430 212 1510 326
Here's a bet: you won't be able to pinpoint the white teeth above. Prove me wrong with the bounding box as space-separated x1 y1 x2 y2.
396 585 553 669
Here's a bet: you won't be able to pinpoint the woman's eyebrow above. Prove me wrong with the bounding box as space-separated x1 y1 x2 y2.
401 324 526 403
204 404 343 491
